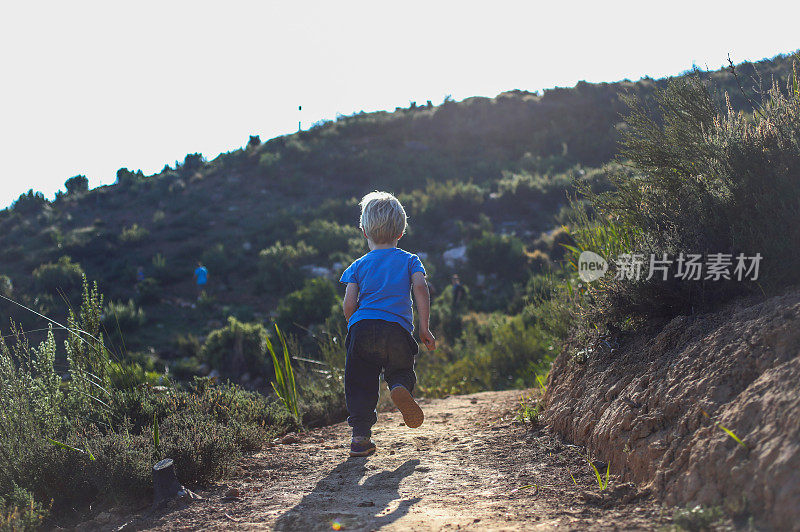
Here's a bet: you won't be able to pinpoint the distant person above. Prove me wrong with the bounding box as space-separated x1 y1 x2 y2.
340 191 435 457
451 274 465 307
194 262 208 297
136 265 145 284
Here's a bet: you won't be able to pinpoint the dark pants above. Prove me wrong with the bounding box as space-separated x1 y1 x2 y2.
344 319 418 438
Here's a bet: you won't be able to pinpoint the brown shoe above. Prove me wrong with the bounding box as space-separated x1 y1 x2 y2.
390 385 424 428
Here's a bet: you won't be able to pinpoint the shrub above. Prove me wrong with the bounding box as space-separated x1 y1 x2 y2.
296 220 360 258
173 334 201 359
119 223 149 243
116 167 144 186
420 313 553 395
202 243 237 277
32 256 84 302
257 241 315 292
0 279 324 525
276 277 338 330
11 190 48 214
0 275 12 297
181 153 205 176
0 485 49 531
135 277 160 305
466 231 529 281
430 283 470 342
102 299 146 346
200 317 271 378
64 175 89 195
571 69 800 321
258 151 281 171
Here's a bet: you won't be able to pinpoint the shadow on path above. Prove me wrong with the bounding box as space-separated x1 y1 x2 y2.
274 457 421 531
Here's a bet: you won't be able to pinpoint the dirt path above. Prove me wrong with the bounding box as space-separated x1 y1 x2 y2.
125 391 669 531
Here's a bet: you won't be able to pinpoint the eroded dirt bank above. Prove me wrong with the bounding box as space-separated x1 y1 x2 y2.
545 289 800 530
97 391 669 531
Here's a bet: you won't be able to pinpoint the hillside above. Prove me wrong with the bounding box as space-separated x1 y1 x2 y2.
0 53 794 367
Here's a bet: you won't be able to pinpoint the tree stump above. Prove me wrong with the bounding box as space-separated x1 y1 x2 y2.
152 458 184 506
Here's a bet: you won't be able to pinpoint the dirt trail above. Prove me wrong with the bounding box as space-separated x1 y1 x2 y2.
124 391 668 531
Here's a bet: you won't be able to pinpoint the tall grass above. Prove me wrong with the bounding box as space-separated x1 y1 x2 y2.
266 324 300 422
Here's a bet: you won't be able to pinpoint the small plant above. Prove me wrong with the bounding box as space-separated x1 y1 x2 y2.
536 374 547 393
700 409 746 448
514 393 541 424
266 324 300 422
671 505 724 532
585 455 611 491
569 470 578 487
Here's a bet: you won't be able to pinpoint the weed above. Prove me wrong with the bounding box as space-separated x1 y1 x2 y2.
514 393 541 424
266 324 300 422
585 455 611 491
700 410 746 448
670 505 724 532
569 470 578 487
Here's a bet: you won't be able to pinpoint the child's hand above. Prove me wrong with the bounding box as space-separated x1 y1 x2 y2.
419 328 436 351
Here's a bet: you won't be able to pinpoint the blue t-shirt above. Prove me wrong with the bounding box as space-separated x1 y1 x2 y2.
194 266 208 285
340 248 425 333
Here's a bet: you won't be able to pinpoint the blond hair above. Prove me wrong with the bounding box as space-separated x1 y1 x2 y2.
359 191 407 244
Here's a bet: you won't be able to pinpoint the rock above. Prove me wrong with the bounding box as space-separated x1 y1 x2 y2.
357 501 375 507
281 434 301 444
442 245 467 267
224 487 240 499
300 264 335 279
94 511 113 524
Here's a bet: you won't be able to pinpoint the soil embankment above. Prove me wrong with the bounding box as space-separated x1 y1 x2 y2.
545 289 800 530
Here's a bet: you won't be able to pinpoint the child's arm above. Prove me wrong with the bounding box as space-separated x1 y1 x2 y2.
343 282 359 321
412 272 436 351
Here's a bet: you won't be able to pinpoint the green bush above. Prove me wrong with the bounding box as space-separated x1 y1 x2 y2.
276 277 338 330
258 151 281 171
202 243 238 277
572 70 800 321
173 334 201 359
103 299 146 333
420 313 554 396
64 175 89 195
0 276 340 526
200 317 271 377
11 190 48 214
0 275 12 297
119 223 149 244
32 256 84 302
297 220 360 258
257 241 315 292
135 277 160 305
116 167 144 186
466 231 529 281
0 484 49 531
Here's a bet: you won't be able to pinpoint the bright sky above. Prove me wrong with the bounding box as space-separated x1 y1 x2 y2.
0 0 797 208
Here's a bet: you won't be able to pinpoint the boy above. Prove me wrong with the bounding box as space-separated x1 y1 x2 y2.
340 191 436 457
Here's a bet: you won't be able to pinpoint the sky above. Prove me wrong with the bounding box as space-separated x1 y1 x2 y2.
0 0 797 208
